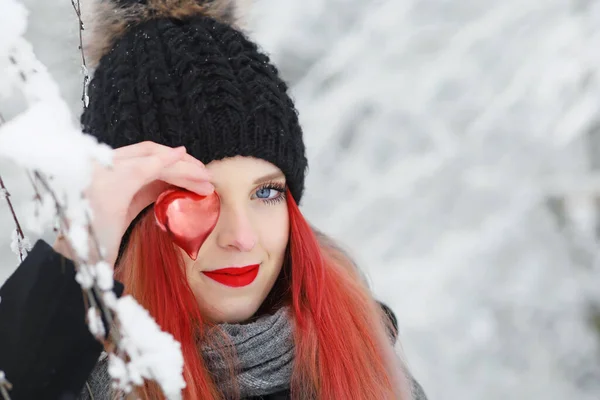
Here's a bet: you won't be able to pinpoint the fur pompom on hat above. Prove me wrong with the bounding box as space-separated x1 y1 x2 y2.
82 0 251 67
80 0 307 203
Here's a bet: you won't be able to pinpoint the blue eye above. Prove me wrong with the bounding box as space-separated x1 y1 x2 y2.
256 187 277 199
254 182 286 205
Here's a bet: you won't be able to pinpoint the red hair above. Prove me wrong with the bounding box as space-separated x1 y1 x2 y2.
114 190 412 399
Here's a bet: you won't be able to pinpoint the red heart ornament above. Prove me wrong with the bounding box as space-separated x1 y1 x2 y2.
154 188 220 260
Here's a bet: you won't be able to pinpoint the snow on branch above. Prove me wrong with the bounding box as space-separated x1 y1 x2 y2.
0 0 185 398
0 371 12 400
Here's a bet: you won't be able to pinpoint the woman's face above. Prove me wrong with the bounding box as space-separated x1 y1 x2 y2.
179 156 289 323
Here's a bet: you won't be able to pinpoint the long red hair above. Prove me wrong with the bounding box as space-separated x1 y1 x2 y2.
114 190 412 399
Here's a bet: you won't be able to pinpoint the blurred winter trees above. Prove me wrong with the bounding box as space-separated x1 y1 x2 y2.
2 0 600 399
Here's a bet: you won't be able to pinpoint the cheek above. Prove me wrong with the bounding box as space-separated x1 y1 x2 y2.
253 203 289 259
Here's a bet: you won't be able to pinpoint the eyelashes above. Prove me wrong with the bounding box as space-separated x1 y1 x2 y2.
256 181 286 205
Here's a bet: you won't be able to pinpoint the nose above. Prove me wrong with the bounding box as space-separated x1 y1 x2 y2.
215 203 257 252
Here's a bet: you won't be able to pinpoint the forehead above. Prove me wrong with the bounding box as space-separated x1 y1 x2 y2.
205 156 285 188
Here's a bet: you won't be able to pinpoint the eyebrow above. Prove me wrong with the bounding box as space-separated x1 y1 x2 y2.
253 171 286 185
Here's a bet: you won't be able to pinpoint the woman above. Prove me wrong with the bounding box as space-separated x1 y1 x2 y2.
0 0 427 399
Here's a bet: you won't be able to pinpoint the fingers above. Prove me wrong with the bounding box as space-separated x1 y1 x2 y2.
113 141 174 159
118 146 214 196
158 161 214 195
83 144 214 263
147 146 188 175
113 141 206 169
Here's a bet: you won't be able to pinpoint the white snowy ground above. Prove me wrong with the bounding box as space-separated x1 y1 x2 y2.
2 1 600 399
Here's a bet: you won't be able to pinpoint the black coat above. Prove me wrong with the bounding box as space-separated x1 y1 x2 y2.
0 240 426 400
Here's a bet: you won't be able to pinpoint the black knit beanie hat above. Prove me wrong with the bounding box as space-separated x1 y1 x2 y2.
81 0 307 203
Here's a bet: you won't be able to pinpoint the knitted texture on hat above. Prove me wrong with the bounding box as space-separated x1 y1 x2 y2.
81 9 307 202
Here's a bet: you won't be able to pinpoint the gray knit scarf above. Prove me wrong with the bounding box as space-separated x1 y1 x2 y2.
80 307 294 400
81 307 429 400
202 306 294 398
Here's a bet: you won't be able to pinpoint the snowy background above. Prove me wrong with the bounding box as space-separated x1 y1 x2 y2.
2 0 600 399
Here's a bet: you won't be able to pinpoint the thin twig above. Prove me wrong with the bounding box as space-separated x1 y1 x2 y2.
70 0 89 108
0 177 25 241
64 4 133 373
0 109 27 259
26 171 42 202
0 176 28 261
66 0 118 343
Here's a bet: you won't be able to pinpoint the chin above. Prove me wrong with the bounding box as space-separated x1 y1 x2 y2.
203 299 263 324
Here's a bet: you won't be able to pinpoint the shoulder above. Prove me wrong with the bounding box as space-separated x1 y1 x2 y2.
410 374 429 400
377 302 429 400
377 301 399 343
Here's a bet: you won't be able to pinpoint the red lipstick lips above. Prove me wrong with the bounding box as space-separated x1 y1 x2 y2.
202 264 260 287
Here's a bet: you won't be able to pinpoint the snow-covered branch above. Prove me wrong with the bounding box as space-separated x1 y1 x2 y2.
70 0 90 108
0 371 12 400
0 0 185 398
0 176 29 262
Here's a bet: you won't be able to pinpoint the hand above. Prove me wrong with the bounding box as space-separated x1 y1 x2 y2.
53 141 213 267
